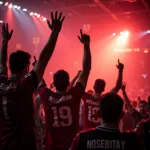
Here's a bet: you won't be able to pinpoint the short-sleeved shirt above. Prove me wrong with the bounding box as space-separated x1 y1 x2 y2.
39 82 84 150
70 126 140 150
82 93 100 129
135 119 150 150
0 71 38 150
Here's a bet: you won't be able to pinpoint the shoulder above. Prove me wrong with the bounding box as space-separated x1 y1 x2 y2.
0 74 7 82
69 82 85 96
77 128 96 137
39 86 53 97
82 92 92 100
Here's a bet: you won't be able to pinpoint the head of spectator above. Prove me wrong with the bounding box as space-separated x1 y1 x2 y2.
99 93 124 128
53 70 70 92
87 89 93 95
93 79 106 95
9 50 31 77
132 100 138 109
139 100 147 115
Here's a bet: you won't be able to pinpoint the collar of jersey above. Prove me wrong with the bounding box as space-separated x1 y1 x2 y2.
96 126 120 132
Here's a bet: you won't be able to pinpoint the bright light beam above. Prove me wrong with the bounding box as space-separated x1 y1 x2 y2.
8 3 13 8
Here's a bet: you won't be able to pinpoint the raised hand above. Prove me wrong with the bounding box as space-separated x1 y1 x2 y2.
2 23 13 41
116 59 124 71
32 56 37 66
77 70 82 77
121 82 127 91
78 29 90 44
50 83 54 89
47 11 65 33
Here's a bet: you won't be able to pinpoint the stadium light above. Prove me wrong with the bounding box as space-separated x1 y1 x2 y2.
0 20 3 23
5 2 9 6
13 5 18 8
0 1 3 5
17 6 21 10
147 30 150 33
43 17 46 21
8 3 13 8
23 8 27 12
37 14 40 18
34 13 38 16
30 12 33 16
112 33 116 36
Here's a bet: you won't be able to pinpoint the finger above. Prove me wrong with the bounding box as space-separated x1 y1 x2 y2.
58 12 62 20
34 56 37 61
47 20 51 28
51 12 54 21
116 65 118 68
78 36 81 41
6 23 8 32
9 30 13 38
118 59 120 64
60 16 65 23
2 23 5 32
80 29 83 36
55 11 58 20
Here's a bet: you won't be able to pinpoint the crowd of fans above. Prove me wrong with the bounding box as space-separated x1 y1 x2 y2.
0 11 150 150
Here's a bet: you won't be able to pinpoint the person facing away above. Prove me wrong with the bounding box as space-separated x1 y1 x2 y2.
135 96 150 150
70 93 141 150
38 29 91 150
82 60 124 129
0 11 63 150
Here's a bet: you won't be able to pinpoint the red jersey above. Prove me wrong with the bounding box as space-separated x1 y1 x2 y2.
39 82 84 150
0 71 38 150
135 119 150 150
82 93 100 129
71 126 140 150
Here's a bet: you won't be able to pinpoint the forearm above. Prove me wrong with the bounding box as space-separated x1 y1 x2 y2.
82 43 91 72
38 79 46 88
122 90 133 108
34 31 59 81
111 70 123 93
38 31 59 66
0 40 8 65
70 75 79 88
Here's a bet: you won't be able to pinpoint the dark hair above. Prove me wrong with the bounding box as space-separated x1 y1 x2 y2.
9 50 31 74
139 100 147 106
53 70 69 91
94 79 106 93
99 93 124 123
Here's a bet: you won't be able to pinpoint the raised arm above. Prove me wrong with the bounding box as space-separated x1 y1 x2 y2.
32 56 47 89
33 11 65 82
121 82 134 113
0 23 13 75
77 30 91 88
110 59 124 93
69 70 81 89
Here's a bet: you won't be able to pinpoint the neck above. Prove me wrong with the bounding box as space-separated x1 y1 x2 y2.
101 120 120 129
10 73 21 79
56 90 67 93
94 92 102 98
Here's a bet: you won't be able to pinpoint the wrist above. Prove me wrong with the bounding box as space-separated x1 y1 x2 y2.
51 30 60 35
84 43 90 46
122 90 126 93
119 69 123 73
2 39 9 44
